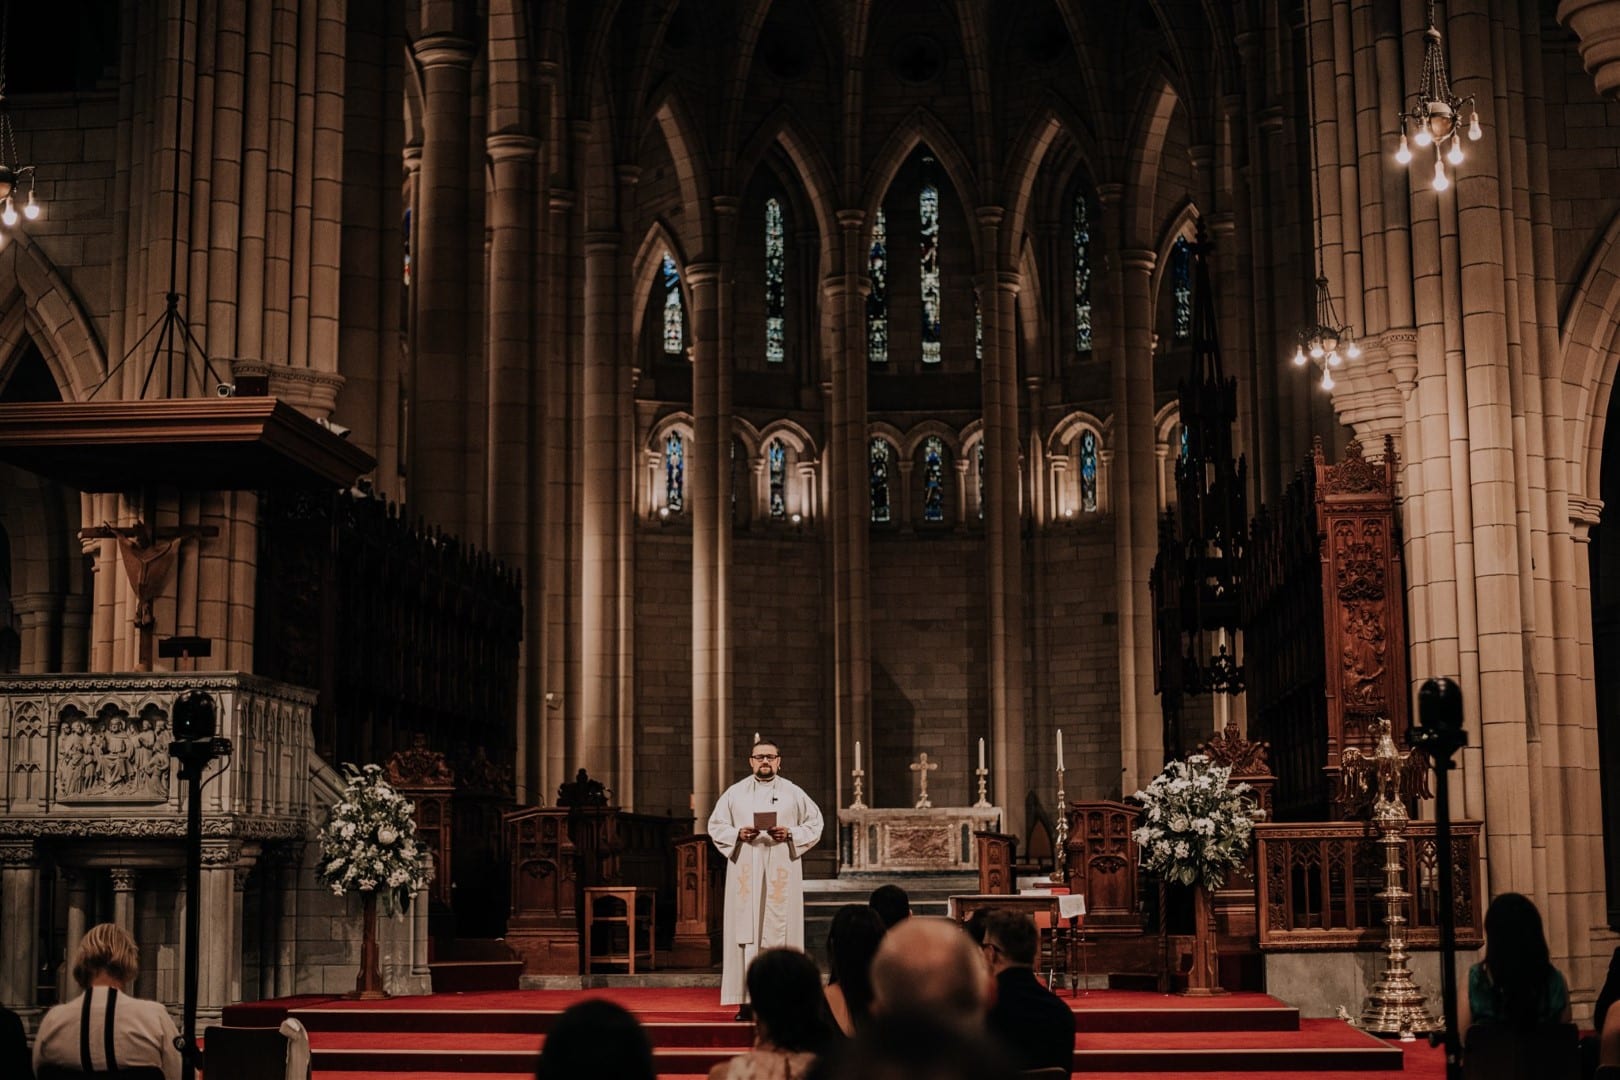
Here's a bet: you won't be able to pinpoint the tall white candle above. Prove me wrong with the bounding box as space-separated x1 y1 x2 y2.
1057 729 1065 771
855 740 862 772
978 737 986 771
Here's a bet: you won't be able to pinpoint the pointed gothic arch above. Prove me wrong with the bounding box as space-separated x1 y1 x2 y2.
0 239 106 401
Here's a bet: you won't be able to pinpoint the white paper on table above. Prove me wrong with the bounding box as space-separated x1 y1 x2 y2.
1058 894 1087 919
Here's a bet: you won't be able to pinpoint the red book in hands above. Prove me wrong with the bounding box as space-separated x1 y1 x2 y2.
753 812 778 830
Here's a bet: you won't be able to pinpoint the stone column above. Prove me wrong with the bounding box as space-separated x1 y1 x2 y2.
826 210 873 808
581 230 624 794
0 842 38 1011
12 594 60 673
61 870 92 998
111 869 138 934
407 34 476 539
196 842 242 1024
977 211 1029 837
689 261 727 825
485 133 538 560
1113 245 1161 790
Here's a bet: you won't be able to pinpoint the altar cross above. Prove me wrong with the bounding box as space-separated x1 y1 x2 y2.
78 520 219 672
909 752 940 809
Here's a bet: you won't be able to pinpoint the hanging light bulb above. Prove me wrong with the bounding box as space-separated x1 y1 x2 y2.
22 190 39 221
1309 340 1325 360
1346 338 1362 360
1321 368 1335 391
1414 126 1433 148
1293 345 1308 367
1468 113 1482 141
1396 131 1413 164
1 199 17 227
1433 157 1450 191
1447 139 1464 166
1327 349 1342 367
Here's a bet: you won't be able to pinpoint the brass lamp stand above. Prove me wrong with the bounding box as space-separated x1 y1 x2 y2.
1341 717 1438 1038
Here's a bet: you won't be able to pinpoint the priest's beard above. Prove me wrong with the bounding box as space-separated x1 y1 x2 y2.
754 764 776 781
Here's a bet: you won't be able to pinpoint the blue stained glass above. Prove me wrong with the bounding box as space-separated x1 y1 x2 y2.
975 292 983 363
868 209 888 364
922 436 946 522
662 253 684 355
769 440 787 519
1178 425 1189 463
1080 430 1098 513
976 443 985 521
1172 237 1192 340
870 438 892 523
665 432 685 513
765 199 786 363
920 182 942 364
1074 195 1092 352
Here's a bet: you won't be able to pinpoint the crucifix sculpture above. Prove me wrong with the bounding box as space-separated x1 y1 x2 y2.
78 520 219 671
909 752 940 809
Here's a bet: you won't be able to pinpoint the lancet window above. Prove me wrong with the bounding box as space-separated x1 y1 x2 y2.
870 438 893 523
922 437 947 522
662 252 684 355
868 210 889 364
769 440 787 519
765 199 786 364
1074 195 1092 353
920 180 942 364
665 432 685 513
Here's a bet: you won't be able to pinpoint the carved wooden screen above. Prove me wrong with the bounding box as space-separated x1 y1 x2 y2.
1241 465 1329 819
1315 437 1409 795
1063 801 1141 933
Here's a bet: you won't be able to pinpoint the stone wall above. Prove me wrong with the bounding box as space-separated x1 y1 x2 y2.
632 529 695 818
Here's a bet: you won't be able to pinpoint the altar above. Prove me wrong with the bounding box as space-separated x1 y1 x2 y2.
837 805 1003 872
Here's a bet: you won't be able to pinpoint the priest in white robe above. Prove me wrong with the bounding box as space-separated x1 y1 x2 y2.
707 738 824 1016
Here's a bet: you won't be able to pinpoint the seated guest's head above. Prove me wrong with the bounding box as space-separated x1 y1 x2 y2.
962 907 992 946
980 910 1039 976
869 916 989 1027
748 948 840 1057
805 1012 1017 1080
1482 892 1555 1031
868 884 911 928
73 923 140 990
827 904 888 1024
535 999 655 1080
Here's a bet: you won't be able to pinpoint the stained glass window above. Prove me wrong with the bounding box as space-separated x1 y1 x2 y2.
1172 237 1192 340
976 443 985 520
662 252 684 355
1074 195 1092 353
870 438 893 523
1178 424 1189 463
974 292 983 363
768 440 787 519
765 199 786 364
922 436 946 522
665 432 685 513
403 208 412 286
920 181 942 364
1080 430 1098 513
867 209 888 364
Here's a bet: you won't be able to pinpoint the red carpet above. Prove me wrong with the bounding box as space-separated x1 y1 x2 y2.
217 986 1424 1078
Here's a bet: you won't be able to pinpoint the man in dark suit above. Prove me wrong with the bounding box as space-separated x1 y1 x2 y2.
981 910 1076 1074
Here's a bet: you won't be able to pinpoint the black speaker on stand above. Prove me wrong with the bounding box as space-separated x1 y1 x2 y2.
1410 677 1468 1080
168 690 232 1080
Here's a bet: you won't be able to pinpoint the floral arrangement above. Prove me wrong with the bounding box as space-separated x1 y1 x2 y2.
315 763 425 913
1131 754 1255 890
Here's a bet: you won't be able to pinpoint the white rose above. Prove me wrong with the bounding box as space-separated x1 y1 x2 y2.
377 826 398 845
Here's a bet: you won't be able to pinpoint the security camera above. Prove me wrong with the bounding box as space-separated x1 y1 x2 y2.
216 382 236 398
317 417 351 440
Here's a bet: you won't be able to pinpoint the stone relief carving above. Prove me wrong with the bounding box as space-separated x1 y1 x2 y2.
885 825 951 862
57 702 172 803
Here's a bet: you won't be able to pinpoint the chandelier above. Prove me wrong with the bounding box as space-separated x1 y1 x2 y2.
0 6 43 235
1294 10 1358 391
1393 1 1482 191
1292 276 1360 391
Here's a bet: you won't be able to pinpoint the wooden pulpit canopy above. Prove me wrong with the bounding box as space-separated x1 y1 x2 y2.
0 397 375 491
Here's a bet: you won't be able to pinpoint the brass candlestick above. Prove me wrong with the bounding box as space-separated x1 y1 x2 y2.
849 766 867 810
974 766 991 808
1342 717 1438 1037
1050 766 1069 884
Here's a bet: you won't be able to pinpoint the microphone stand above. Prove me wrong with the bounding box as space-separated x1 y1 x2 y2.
1410 678 1468 1080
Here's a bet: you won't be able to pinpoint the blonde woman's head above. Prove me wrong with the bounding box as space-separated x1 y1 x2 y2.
73 923 139 989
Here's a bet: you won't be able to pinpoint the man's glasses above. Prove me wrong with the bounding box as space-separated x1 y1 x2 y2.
750 754 780 762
